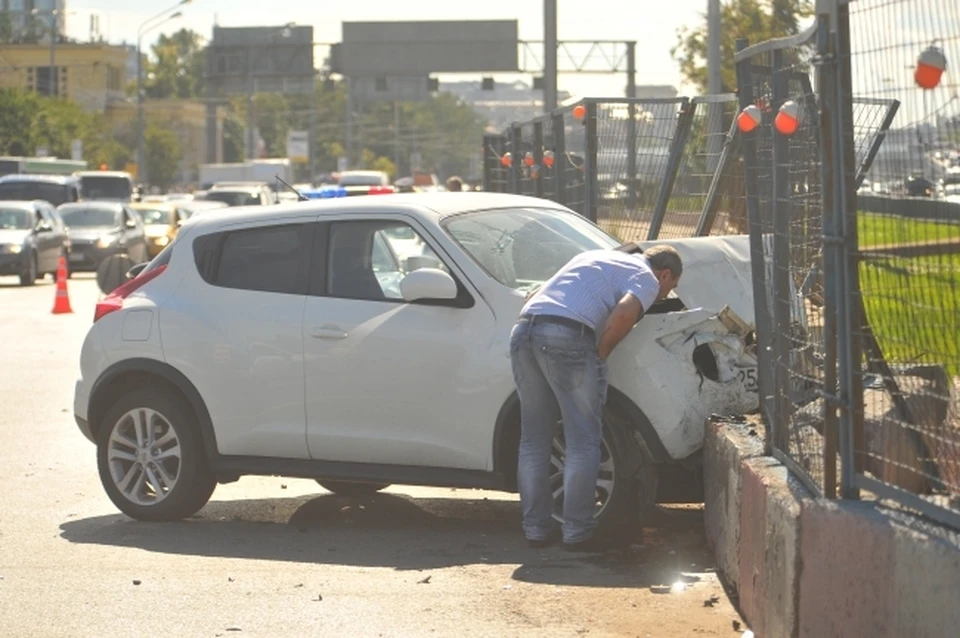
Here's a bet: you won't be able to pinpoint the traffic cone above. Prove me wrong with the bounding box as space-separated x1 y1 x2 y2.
52 256 73 315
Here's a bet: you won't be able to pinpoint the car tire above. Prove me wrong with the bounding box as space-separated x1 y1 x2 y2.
19 253 36 286
317 480 390 496
551 404 658 543
97 388 216 522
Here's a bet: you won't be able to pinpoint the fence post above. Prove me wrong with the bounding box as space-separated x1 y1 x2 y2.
552 112 567 206
509 124 522 194
834 0 865 494
696 117 739 236
815 12 839 499
627 99 638 212
584 101 599 223
648 98 696 240
735 39 776 455
533 120 545 199
770 49 793 454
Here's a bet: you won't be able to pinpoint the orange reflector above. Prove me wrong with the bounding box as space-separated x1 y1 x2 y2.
915 45 947 89
543 150 555 168
500 152 512 167
774 100 801 136
737 105 762 133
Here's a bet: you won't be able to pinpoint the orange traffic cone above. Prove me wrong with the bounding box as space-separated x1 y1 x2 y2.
52 256 73 315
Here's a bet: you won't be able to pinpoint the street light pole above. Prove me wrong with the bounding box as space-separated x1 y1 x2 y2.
245 23 296 161
136 1 190 186
50 10 56 97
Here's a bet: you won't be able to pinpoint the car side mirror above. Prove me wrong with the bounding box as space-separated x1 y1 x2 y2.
125 262 149 280
404 254 442 272
400 268 458 302
36 222 53 233
125 219 137 228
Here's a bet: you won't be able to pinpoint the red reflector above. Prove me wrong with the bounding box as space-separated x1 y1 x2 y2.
368 185 395 195
93 264 167 323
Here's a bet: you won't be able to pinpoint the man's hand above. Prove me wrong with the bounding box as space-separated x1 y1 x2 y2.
597 294 644 360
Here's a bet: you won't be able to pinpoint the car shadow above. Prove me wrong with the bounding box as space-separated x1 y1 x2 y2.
59 492 716 589
0 277 55 288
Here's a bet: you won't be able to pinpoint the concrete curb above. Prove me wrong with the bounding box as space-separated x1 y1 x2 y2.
704 417 960 638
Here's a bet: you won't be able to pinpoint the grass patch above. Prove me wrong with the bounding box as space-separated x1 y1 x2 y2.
860 252 960 376
858 212 960 248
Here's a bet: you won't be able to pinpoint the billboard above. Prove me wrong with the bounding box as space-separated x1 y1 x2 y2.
286 130 309 163
206 25 315 97
333 20 518 77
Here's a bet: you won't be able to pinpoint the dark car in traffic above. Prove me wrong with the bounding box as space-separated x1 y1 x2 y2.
0 200 71 285
57 202 149 273
0 174 82 207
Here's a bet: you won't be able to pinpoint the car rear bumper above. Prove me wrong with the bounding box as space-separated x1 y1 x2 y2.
67 243 122 272
73 379 95 443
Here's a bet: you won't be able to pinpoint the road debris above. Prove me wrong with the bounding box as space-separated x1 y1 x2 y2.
732 620 741 631
132 580 141 586
703 594 720 607
417 576 432 584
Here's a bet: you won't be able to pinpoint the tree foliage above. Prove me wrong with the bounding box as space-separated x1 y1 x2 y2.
146 29 206 100
672 0 814 93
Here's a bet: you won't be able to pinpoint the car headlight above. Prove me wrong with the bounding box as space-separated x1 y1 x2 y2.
2 243 23 254
96 235 117 249
154 235 170 247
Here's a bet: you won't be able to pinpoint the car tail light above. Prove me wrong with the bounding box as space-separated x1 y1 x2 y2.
93 265 167 323
368 185 395 195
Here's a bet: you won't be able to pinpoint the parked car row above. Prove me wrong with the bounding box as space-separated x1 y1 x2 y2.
0 197 228 286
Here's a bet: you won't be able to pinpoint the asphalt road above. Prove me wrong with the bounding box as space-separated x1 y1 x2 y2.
0 273 745 638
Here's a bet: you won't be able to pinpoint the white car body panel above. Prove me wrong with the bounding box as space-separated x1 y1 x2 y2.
74 193 767 482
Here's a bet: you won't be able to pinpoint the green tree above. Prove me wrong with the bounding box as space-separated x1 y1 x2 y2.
0 89 41 155
0 12 14 44
672 0 813 93
145 28 206 99
144 123 181 189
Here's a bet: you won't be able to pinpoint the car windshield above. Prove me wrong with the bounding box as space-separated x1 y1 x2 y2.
339 173 384 186
0 181 68 206
204 191 260 207
137 208 170 225
79 176 132 200
443 207 620 292
59 206 117 228
0 208 31 230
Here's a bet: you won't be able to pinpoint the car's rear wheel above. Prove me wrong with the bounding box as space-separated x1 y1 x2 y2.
97 389 216 521
550 405 657 542
317 480 390 496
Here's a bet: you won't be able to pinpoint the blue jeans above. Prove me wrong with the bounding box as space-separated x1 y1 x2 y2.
509 317 609 543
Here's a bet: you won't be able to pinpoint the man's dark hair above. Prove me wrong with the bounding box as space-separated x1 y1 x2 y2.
445 176 464 192
644 244 683 278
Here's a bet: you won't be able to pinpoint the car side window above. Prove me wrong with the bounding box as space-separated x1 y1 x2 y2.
326 220 450 302
212 224 304 295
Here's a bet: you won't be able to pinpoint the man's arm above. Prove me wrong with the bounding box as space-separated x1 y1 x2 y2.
597 293 644 360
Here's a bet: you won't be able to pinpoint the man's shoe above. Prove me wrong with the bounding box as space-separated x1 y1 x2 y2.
561 536 609 553
526 531 559 548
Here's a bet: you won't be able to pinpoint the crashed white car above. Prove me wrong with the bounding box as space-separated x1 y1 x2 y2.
72 192 759 529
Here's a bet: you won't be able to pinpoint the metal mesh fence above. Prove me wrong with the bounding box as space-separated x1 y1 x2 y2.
845 0 960 528
592 98 688 241
669 95 747 238
736 25 834 496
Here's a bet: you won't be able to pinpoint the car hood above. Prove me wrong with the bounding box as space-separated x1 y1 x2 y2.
0 229 29 245
68 228 117 241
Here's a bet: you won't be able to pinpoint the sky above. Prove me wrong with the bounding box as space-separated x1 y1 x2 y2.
66 0 710 97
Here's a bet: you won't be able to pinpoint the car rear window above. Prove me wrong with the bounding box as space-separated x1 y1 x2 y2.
194 224 304 295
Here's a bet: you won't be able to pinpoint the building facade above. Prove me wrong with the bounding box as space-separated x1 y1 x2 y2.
1 0 67 42
0 41 125 108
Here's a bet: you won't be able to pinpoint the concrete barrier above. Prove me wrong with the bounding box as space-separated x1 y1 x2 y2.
704 417 960 638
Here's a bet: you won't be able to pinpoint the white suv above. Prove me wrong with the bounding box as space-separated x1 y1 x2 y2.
73 193 760 531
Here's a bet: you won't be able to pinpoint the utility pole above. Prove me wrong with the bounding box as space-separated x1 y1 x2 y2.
50 11 57 97
543 0 558 112
706 0 724 173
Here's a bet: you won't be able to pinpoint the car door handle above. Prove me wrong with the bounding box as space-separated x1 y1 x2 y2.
310 325 348 340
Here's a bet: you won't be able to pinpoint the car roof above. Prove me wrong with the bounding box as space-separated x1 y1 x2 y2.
183 192 567 234
75 171 133 179
0 200 44 210
58 201 125 212
0 173 77 184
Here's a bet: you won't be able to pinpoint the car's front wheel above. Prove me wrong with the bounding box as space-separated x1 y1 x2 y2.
317 480 390 496
550 405 657 542
97 389 216 521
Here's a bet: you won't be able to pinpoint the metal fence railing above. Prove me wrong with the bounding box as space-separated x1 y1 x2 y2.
729 0 960 531
844 0 960 529
482 96 746 242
